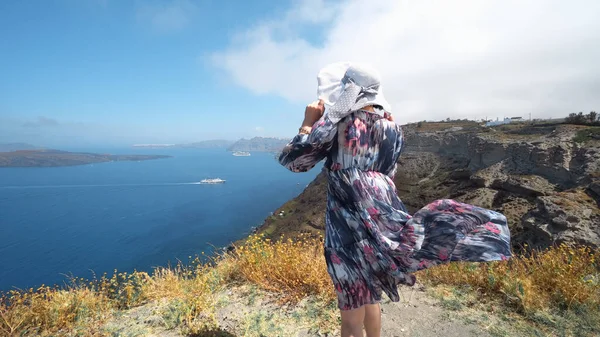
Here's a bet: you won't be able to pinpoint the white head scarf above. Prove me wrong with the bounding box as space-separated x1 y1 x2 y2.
317 62 391 124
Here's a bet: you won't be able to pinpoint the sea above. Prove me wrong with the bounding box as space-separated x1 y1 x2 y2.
0 148 321 291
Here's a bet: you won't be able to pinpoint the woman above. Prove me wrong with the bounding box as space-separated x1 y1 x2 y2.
279 62 512 337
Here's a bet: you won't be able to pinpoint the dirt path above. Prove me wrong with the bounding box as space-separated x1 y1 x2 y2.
102 285 507 337
378 290 492 337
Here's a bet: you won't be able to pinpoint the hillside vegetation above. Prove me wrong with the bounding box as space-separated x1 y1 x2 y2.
1 234 598 336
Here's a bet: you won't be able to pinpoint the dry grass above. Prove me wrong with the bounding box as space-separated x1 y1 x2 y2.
419 244 599 313
0 271 150 336
142 264 221 333
0 265 220 336
0 235 334 336
2 236 599 336
217 234 335 304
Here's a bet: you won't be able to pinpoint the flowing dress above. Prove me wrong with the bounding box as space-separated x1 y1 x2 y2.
279 110 512 310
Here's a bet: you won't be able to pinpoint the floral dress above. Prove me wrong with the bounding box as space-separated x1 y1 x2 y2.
279 109 512 310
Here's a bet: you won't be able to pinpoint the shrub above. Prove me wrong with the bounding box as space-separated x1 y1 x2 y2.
573 127 600 143
565 111 599 126
418 244 599 313
218 234 334 304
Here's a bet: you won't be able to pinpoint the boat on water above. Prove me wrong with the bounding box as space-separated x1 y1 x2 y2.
199 178 226 184
232 151 251 157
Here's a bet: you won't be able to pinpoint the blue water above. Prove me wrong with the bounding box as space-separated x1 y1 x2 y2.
0 149 320 291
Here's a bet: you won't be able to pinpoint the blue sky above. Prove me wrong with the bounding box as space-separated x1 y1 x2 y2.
1 0 599 148
0 0 306 147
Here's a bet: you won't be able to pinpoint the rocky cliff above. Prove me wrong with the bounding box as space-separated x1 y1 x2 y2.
255 122 600 251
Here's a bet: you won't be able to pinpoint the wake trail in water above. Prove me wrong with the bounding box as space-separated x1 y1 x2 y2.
0 182 205 189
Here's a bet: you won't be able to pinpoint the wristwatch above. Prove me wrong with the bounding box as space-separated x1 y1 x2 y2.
298 126 312 135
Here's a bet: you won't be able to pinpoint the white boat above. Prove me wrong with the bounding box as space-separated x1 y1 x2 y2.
199 178 226 184
232 151 251 156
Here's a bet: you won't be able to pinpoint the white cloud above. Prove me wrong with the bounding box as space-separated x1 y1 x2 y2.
255 126 264 132
136 0 197 33
211 0 600 123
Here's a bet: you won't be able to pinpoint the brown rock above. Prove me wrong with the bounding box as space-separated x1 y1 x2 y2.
490 175 556 197
588 181 600 204
518 190 600 249
455 188 499 209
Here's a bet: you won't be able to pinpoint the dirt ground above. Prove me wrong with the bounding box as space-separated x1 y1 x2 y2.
102 284 515 337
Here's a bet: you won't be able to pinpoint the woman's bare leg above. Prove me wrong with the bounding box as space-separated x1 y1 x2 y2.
340 306 365 337
363 303 381 337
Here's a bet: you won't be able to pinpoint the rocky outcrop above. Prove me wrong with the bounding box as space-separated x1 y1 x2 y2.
519 191 600 249
404 125 600 187
589 181 600 203
401 124 600 249
489 175 556 197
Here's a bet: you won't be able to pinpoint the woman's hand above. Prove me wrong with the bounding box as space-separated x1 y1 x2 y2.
302 100 325 127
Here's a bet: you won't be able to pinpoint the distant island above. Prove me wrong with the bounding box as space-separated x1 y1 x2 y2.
227 137 289 152
0 149 171 168
131 137 290 153
132 140 234 149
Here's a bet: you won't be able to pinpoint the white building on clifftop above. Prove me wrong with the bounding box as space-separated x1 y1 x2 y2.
485 116 523 127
